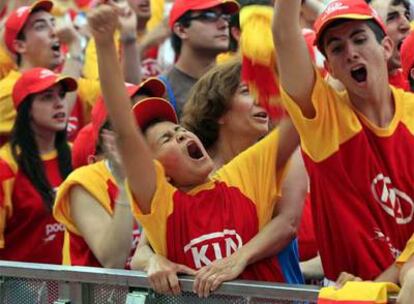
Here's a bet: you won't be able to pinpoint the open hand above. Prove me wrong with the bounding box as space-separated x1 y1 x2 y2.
193 251 247 298
146 254 196 295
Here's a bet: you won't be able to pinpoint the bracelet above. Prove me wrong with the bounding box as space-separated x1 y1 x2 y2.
66 52 84 64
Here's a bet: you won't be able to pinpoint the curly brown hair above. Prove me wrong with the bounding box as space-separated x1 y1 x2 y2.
181 59 242 149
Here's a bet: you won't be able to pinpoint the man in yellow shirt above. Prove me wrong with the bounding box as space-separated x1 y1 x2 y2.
0 0 100 145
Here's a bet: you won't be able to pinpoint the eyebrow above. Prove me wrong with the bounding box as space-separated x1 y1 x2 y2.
326 28 366 48
28 16 55 28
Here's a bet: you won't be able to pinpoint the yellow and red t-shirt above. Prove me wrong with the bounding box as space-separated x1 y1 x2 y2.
53 160 140 268
281 70 414 281
128 129 288 282
0 144 65 264
0 70 101 142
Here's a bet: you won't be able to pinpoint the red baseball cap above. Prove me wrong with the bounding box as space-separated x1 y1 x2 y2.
169 0 239 29
12 68 77 110
4 0 53 54
314 0 386 52
72 123 96 169
132 97 178 130
401 30 414 82
91 77 167 134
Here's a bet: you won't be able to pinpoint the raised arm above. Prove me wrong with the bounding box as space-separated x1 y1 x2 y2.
273 0 316 118
88 5 156 214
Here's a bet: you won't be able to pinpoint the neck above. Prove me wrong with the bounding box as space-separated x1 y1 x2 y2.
175 46 217 79
208 131 257 172
33 129 56 154
348 80 394 128
19 60 37 73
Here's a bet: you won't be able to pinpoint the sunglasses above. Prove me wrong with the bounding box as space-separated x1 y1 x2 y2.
185 11 231 23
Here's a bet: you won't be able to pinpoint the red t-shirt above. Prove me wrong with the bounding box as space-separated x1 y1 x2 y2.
282 71 414 280
129 130 287 282
0 145 64 264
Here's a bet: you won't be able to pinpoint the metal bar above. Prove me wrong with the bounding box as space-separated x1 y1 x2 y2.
0 261 399 302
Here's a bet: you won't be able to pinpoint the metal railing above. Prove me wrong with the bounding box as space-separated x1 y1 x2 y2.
0 261 399 304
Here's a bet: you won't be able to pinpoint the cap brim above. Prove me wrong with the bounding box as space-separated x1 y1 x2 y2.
132 97 178 129
191 0 239 15
128 78 166 98
316 14 374 49
56 76 78 92
30 0 54 13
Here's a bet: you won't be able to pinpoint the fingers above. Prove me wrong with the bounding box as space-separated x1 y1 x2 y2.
168 273 181 296
335 272 361 289
176 264 197 276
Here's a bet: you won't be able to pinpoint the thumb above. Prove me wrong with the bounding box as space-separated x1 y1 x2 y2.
176 264 197 276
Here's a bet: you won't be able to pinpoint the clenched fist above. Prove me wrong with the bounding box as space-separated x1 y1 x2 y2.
87 4 120 44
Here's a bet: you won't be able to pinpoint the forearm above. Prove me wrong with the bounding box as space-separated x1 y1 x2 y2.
97 187 134 268
238 216 297 265
120 35 141 85
400 256 414 285
61 39 84 114
273 0 302 43
131 244 156 271
374 263 400 284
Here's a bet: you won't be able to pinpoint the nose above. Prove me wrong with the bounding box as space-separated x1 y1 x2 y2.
216 15 229 29
398 14 410 33
175 131 187 143
345 42 359 63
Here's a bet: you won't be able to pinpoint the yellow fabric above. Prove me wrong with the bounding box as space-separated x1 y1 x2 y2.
411 21 414 31
280 69 414 162
0 45 16 81
53 161 117 264
0 144 17 248
0 70 21 135
318 281 400 302
240 5 275 66
216 52 238 64
147 0 165 31
397 234 414 266
83 32 121 80
54 161 116 235
127 129 283 256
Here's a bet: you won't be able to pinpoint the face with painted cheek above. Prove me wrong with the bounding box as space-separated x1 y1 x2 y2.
145 121 214 187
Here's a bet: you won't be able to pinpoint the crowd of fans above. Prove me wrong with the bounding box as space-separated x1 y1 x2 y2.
0 0 414 302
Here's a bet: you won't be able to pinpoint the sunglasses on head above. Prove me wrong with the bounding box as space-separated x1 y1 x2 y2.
185 11 231 23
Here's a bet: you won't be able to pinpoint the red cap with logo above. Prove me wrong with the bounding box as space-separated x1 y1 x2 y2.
169 0 239 29
12 68 77 110
314 0 386 51
71 78 168 169
132 97 178 130
4 0 53 54
91 77 167 134
401 30 414 82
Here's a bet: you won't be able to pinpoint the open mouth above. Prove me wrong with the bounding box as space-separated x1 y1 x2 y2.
53 112 66 119
350 66 367 83
186 141 204 160
253 111 268 119
397 40 404 51
51 42 61 53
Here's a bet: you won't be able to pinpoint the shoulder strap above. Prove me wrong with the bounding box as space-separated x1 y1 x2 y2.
158 74 178 113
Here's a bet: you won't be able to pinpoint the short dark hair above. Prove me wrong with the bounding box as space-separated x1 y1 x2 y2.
318 19 386 56
171 11 192 56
